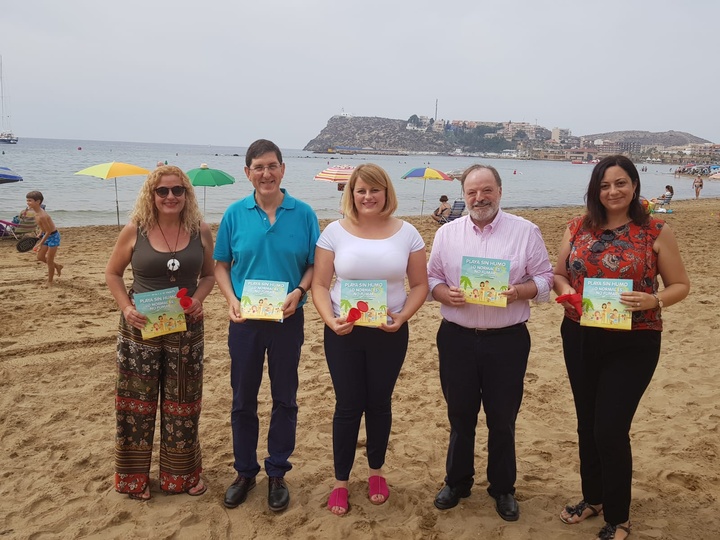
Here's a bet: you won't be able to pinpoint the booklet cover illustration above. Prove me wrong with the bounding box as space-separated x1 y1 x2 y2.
240 279 289 322
133 287 187 339
340 280 388 327
580 278 633 330
460 256 510 307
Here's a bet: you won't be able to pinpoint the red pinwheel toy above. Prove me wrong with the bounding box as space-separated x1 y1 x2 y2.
555 293 583 316
346 300 370 323
176 287 193 309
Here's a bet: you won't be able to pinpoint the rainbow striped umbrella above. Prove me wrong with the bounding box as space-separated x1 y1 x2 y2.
401 167 453 216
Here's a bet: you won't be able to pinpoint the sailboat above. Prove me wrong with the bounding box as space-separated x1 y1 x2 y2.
0 56 18 144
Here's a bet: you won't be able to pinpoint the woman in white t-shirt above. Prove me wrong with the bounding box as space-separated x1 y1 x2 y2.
312 163 429 516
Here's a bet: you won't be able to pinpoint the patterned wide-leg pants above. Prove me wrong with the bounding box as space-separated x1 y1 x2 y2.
114 315 204 495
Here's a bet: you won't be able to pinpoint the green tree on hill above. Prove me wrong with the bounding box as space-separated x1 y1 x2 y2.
446 125 514 153
407 114 421 127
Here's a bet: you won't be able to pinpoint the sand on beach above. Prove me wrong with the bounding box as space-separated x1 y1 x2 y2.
1 199 718 540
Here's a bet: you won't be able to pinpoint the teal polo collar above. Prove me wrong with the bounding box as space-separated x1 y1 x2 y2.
245 188 297 210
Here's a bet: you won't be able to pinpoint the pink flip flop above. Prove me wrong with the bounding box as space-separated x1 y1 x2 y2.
327 487 349 515
368 475 389 505
187 479 207 496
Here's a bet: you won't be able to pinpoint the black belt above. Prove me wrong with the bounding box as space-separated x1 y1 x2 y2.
48 230 58 235
443 319 527 335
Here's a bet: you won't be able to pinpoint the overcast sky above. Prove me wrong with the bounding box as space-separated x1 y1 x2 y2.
2 1 718 148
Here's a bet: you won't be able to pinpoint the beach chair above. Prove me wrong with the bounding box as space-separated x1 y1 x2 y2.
0 215 38 240
439 200 466 223
655 193 673 207
0 212 41 251
649 193 674 214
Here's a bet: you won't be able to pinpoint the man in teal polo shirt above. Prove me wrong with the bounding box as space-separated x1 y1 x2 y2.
214 139 320 512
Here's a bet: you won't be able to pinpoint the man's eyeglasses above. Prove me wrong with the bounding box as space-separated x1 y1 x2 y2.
155 186 186 198
250 163 282 174
590 230 615 253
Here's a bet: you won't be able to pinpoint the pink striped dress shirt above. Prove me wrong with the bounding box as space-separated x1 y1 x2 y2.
427 210 553 329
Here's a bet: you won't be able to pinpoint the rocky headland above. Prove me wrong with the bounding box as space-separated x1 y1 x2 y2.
303 115 712 154
304 115 449 153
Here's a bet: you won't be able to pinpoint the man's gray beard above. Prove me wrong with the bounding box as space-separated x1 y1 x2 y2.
469 204 498 223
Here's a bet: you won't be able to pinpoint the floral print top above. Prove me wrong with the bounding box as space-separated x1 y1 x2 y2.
564 216 664 331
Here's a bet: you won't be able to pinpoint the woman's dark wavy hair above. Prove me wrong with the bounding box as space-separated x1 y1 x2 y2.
584 155 648 229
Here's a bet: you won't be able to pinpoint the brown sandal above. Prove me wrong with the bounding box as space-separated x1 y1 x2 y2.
560 499 602 524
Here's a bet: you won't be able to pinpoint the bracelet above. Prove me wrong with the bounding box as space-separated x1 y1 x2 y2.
295 285 307 298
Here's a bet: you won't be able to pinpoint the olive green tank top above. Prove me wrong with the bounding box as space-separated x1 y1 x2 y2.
131 227 204 295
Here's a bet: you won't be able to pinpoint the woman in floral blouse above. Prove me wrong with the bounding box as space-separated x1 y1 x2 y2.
553 155 689 540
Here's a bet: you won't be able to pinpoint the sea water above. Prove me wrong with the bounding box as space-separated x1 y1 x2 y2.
0 138 713 227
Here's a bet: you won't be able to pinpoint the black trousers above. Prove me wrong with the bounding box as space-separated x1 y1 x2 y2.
324 323 409 481
561 318 661 525
437 319 530 496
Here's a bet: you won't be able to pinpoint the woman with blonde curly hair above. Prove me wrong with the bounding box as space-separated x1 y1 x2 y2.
106 165 215 500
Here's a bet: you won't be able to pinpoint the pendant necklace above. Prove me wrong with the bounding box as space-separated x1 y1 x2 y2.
158 224 181 282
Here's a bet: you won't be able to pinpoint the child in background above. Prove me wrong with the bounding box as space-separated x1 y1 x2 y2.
26 191 63 286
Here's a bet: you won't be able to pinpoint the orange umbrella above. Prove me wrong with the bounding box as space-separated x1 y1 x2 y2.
314 165 355 184
314 165 355 193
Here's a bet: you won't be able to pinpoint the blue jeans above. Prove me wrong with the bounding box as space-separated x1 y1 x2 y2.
228 308 304 478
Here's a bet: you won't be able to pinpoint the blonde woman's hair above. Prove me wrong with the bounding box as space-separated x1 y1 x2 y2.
129 165 203 235
341 164 398 223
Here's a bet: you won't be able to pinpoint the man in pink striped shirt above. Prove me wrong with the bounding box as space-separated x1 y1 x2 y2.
428 164 553 522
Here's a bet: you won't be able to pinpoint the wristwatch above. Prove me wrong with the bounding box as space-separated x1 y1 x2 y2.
652 292 663 309
295 285 307 301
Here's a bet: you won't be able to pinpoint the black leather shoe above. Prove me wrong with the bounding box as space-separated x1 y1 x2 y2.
434 484 471 510
494 493 519 521
268 476 290 512
224 475 256 508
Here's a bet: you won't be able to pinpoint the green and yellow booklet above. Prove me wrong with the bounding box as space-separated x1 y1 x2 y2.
460 256 510 307
133 287 187 339
240 279 289 322
580 278 633 330
340 280 388 327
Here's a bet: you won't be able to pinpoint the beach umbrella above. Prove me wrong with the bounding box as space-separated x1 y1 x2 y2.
75 162 149 227
0 165 23 184
314 165 355 184
186 163 236 215
314 165 355 194
401 167 453 216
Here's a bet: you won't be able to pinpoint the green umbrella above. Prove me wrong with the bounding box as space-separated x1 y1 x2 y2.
186 163 236 215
